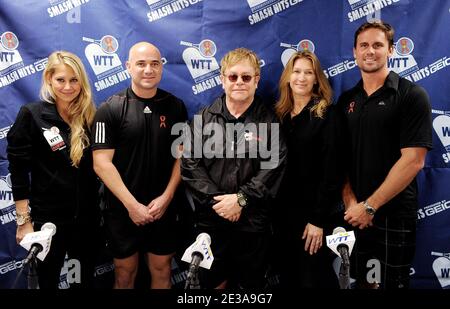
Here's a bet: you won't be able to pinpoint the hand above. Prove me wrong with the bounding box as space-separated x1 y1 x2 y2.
302 223 323 255
344 202 373 229
127 201 154 226
212 194 242 223
147 193 172 220
16 222 34 244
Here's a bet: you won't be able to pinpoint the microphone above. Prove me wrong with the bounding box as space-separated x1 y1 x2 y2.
181 233 214 270
326 227 355 266
327 227 355 289
182 233 214 289
20 223 57 266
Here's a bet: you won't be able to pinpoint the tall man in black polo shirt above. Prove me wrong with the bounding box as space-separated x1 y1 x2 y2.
91 42 187 288
337 20 432 289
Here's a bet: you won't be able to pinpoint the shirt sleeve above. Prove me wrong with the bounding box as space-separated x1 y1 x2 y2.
400 84 433 150
91 102 117 150
7 106 36 200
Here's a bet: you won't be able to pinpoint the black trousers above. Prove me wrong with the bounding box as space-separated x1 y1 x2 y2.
273 210 344 289
33 221 101 289
197 228 271 289
275 231 339 289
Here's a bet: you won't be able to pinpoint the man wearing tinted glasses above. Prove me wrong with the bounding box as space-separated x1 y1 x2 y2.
181 48 287 289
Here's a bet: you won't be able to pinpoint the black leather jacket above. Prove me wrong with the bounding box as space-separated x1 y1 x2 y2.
7 101 100 224
181 95 287 232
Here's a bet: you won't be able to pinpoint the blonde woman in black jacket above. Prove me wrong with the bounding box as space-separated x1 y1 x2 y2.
274 50 344 288
7 51 100 289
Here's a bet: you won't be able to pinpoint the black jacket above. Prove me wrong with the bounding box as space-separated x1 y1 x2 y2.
181 95 287 232
7 101 100 224
277 102 344 232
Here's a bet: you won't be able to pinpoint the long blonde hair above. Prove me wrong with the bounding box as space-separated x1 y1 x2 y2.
40 51 95 167
275 51 332 122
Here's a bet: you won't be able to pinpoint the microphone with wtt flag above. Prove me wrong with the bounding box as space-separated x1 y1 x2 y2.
20 222 57 266
181 233 214 289
326 227 355 289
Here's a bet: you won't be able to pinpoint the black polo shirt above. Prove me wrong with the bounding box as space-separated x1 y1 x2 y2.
91 87 187 212
337 71 432 219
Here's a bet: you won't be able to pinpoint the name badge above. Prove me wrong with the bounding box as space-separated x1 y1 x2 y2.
43 127 66 151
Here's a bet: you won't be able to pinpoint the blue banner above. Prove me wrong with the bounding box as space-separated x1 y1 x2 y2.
0 0 449 288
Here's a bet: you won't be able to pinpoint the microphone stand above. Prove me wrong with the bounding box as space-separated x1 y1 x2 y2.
12 249 41 289
11 262 26 289
184 255 201 289
338 257 350 289
27 257 39 289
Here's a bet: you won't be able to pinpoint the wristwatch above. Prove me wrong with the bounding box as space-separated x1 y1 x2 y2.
363 200 376 216
16 212 31 226
236 191 248 208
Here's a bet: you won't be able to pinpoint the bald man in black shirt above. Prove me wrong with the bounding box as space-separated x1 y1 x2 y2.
92 42 187 289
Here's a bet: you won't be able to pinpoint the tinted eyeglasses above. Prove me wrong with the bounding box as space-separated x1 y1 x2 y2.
224 74 256 83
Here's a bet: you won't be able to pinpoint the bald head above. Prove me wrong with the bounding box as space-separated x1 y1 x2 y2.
126 42 163 98
128 42 161 62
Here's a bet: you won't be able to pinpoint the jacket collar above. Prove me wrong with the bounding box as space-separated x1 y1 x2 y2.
208 94 260 122
40 101 68 126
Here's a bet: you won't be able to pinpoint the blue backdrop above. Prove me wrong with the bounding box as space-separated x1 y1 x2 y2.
0 0 449 289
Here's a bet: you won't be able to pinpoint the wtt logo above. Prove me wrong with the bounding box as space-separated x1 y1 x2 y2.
0 31 23 76
0 174 13 208
0 31 45 89
280 39 315 67
83 35 130 91
83 35 121 75
432 111 450 164
388 37 419 77
431 251 450 289
180 39 221 95
0 174 17 225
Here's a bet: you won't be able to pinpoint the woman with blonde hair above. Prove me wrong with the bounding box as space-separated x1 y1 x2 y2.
274 50 344 288
7 51 101 288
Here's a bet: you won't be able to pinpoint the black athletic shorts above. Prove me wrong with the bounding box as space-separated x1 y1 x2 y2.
104 207 178 258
